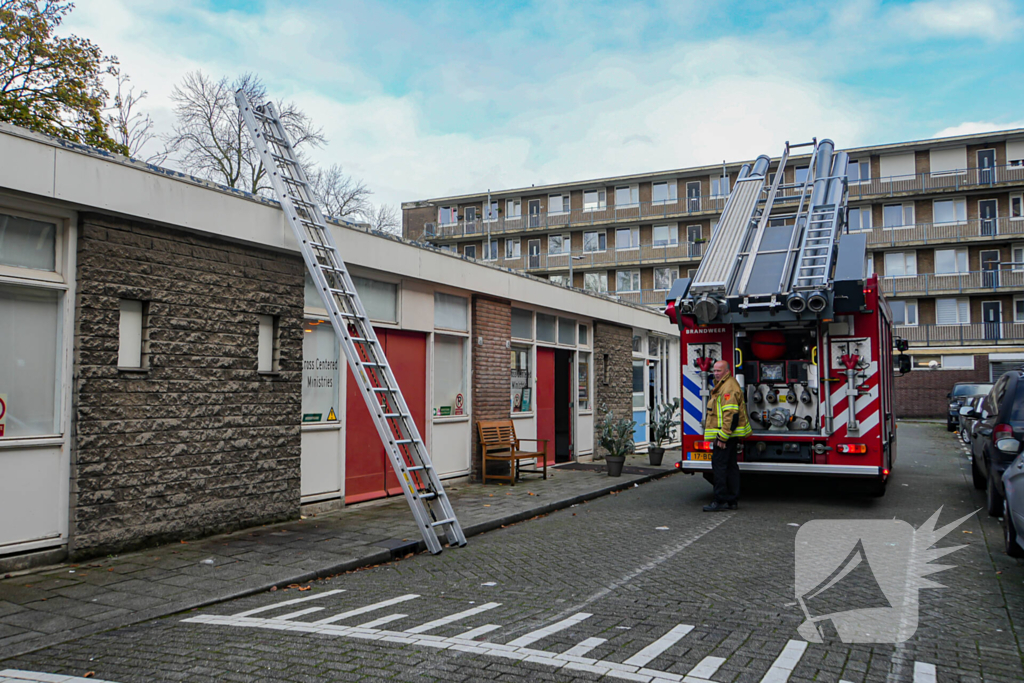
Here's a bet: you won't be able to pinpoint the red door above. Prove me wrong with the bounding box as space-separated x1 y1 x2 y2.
536 347 556 466
345 329 428 503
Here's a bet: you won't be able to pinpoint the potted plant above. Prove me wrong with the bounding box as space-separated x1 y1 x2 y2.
648 398 680 466
599 408 636 477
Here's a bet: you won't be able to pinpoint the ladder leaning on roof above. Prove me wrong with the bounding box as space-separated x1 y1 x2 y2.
235 92 466 555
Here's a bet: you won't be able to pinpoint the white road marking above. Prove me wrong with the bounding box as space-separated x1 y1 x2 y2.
562 637 607 657
232 588 345 617
913 662 937 683
271 606 324 621
405 602 501 634
623 624 694 667
759 640 807 683
455 623 502 640
312 594 419 625
506 612 592 647
1 672 121 683
358 613 407 628
687 656 726 679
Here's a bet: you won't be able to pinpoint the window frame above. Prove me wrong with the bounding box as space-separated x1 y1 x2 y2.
651 181 677 205
438 206 456 226
548 233 570 255
934 247 968 275
889 298 919 327
583 230 607 253
0 206 66 284
652 224 679 248
482 239 498 261
1010 194 1023 220
506 198 522 218
710 175 730 197
847 206 872 232
616 269 641 293
847 159 870 184
882 202 915 229
936 297 971 325
932 198 967 226
883 251 917 277
463 244 477 259
583 189 607 212
614 185 639 208
548 194 570 215
615 227 639 251
504 238 521 259
584 271 608 293
654 266 679 291
1012 244 1024 272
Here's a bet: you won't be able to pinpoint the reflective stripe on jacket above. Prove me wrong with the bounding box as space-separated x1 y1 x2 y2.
703 375 752 440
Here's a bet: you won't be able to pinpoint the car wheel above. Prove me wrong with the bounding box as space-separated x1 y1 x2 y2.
1004 501 1024 558
961 428 970 444
987 469 1003 517
972 456 985 490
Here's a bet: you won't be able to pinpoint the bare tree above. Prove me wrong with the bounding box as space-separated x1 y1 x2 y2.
366 203 400 235
104 69 164 162
165 70 325 194
308 163 372 220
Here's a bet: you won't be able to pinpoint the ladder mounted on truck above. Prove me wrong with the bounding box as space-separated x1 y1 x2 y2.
235 93 466 555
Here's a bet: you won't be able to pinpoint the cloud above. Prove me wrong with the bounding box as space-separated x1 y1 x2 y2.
933 120 1024 138
889 0 1022 41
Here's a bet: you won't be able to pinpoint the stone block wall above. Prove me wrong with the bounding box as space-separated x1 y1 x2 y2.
893 354 990 418
593 322 633 457
70 214 305 557
470 296 511 479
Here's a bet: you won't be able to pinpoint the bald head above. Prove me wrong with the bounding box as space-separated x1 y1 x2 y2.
712 360 731 383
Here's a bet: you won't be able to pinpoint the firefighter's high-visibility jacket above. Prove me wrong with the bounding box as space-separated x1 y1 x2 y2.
703 375 752 441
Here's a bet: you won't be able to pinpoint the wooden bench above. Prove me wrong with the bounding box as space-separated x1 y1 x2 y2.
477 420 548 486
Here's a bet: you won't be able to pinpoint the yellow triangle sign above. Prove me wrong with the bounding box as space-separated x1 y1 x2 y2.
327 407 337 421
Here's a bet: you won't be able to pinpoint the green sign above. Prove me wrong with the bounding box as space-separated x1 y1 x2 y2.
439 406 452 417
302 413 323 423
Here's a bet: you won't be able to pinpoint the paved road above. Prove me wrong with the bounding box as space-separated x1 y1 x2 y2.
2 423 1022 682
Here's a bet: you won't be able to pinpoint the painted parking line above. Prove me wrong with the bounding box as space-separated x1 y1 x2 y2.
1 672 121 683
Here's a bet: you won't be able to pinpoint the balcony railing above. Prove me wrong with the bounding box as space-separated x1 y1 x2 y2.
881 269 1024 296
484 241 706 272
895 322 1024 346
862 217 1024 248
422 163 1024 241
586 289 667 306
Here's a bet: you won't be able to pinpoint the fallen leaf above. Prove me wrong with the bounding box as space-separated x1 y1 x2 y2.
298 585 312 591
963 530 973 534
270 586 278 591
483 504 491 507
84 673 95 678
180 540 187 544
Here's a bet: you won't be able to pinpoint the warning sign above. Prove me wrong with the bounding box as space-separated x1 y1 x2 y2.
454 393 464 416
0 393 6 437
327 407 337 421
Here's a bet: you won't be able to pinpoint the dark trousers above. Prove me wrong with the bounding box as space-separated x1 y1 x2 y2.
711 438 739 504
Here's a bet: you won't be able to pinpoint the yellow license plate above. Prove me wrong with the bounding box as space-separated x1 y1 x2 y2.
689 451 713 461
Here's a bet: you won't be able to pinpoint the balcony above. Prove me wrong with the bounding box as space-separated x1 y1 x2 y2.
847 164 1024 201
591 289 667 307
478 241 707 272
862 217 1024 249
895 323 1024 346
881 269 1024 296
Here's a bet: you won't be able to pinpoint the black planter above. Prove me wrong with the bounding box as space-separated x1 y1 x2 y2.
606 455 626 477
648 446 665 466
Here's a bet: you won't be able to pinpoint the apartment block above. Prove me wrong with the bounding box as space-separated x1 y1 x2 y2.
402 129 1024 409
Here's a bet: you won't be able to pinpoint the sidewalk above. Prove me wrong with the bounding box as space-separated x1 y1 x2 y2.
0 452 681 660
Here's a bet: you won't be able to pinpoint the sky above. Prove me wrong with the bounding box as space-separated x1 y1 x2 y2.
63 0 1024 210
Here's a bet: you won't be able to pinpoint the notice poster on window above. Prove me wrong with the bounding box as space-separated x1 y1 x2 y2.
302 321 340 423
0 393 6 437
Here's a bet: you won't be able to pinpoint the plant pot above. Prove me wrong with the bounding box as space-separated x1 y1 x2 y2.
648 446 665 466
606 455 626 477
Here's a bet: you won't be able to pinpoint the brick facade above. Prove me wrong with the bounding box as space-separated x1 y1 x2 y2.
70 214 305 557
470 296 512 479
893 355 990 418
592 322 633 457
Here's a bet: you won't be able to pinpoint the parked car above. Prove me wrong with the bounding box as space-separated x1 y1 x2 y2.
959 395 985 444
967 371 1024 516
1001 441 1024 557
948 382 993 431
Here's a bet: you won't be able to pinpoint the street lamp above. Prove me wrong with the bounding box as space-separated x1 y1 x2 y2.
568 254 585 288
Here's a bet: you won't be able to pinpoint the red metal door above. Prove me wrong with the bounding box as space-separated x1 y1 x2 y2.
381 330 427 496
536 347 556 466
344 328 388 503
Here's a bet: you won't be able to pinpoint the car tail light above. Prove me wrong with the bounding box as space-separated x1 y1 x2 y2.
994 424 1013 443
836 444 867 454
694 440 714 451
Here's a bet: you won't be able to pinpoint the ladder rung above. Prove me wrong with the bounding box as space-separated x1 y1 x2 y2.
382 412 407 418
430 518 456 528
372 387 395 393
407 465 430 472
395 438 419 445
418 492 437 501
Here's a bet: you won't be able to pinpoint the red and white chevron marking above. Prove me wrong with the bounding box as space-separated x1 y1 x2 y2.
822 361 880 440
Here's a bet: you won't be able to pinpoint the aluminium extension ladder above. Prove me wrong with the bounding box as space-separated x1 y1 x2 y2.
235 92 466 555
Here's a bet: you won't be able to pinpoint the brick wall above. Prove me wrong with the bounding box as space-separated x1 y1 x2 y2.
71 214 305 557
402 206 436 242
593 322 633 458
893 355 990 418
470 296 512 479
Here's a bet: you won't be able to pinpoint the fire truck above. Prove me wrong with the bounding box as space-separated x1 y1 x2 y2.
665 139 911 495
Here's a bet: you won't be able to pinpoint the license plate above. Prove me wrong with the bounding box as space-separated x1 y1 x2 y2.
688 451 712 461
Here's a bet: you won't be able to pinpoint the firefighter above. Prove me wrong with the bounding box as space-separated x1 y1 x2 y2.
702 360 751 511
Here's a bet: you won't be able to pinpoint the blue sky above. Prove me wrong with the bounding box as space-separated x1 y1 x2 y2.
66 0 1024 209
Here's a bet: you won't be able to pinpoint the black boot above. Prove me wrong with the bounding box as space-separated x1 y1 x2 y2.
703 501 729 512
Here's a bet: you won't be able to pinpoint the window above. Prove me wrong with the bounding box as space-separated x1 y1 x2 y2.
536 313 556 342
614 185 638 207
889 299 918 326
583 231 606 252
438 206 456 225
933 199 966 225
439 244 456 253
1011 194 1022 220
615 227 639 250
710 175 730 197
433 335 467 417
548 234 570 255
879 153 916 181
883 203 914 228
0 213 57 272
578 324 589 346
353 276 398 323
934 248 968 274
483 239 498 261
463 244 477 259
1013 245 1024 272
548 194 569 214
512 308 533 339
652 182 677 204
434 292 468 331
1008 139 1024 166
1015 296 1024 323
506 199 521 218
511 345 532 413
653 225 678 247
616 269 640 292
505 239 521 259
577 352 591 411
936 297 970 325
865 254 874 275
848 207 871 231
464 207 477 224
929 146 967 176
884 251 917 276
912 355 942 371
0 284 61 437
549 274 568 286
942 355 975 370
654 267 679 290
483 201 498 222
584 272 608 293
795 166 809 185
583 189 607 211
257 315 279 373
847 160 870 183
559 318 575 345
118 299 148 369
302 319 340 423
